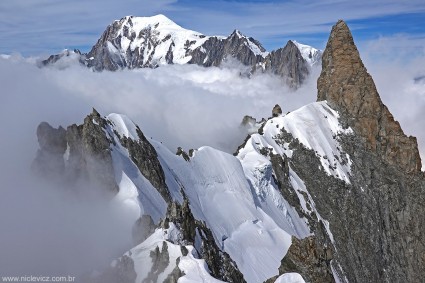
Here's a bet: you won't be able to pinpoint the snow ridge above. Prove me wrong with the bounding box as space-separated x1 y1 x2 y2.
292 40 322 66
87 15 316 68
100 101 351 283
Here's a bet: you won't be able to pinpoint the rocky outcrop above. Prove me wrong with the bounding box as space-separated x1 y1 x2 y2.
85 19 128 71
264 20 425 283
65 109 118 195
189 30 265 67
33 109 119 195
278 235 334 283
317 20 421 174
260 40 310 88
256 21 425 283
272 104 282 117
163 199 246 283
265 236 334 283
267 132 338 283
41 49 82 66
118 125 171 202
143 243 171 283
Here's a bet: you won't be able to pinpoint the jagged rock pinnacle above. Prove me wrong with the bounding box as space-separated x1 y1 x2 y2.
272 104 283 117
317 20 422 173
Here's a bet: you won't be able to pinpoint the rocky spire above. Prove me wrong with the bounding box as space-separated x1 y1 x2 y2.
317 20 421 173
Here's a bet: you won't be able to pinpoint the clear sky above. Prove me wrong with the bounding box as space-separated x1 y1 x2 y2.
0 0 424 56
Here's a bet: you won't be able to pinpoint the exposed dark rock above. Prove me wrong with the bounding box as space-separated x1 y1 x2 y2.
85 20 127 71
265 235 333 283
278 235 334 283
118 125 171 202
41 49 82 66
317 20 421 174
176 147 190 162
259 40 310 88
266 129 339 282
65 109 118 195
163 258 185 283
263 20 425 283
189 29 265 67
33 109 119 196
241 115 257 127
272 104 283 117
162 198 246 283
143 243 171 283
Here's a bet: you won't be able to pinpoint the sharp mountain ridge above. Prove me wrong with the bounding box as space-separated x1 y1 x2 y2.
33 20 424 283
42 14 321 88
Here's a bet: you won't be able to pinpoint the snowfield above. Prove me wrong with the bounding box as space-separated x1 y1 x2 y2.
102 100 351 283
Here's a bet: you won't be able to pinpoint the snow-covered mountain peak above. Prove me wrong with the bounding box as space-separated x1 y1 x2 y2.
291 40 322 66
232 29 243 37
117 14 202 38
122 14 179 26
42 14 317 87
99 14 210 66
227 29 268 57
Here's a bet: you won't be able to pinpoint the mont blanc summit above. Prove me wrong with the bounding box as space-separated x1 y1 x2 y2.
43 14 320 88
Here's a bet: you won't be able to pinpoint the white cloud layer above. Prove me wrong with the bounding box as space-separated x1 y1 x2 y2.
0 56 317 277
0 32 424 277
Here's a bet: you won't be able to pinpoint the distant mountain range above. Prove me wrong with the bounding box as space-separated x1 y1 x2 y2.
42 15 321 88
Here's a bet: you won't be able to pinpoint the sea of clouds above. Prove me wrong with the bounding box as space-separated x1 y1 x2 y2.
0 42 424 278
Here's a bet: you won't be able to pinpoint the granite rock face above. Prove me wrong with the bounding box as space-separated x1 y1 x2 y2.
65 109 119 195
162 199 246 283
261 40 310 88
33 109 119 195
189 30 265 67
258 20 425 283
317 20 421 174
285 19 425 282
118 126 171 202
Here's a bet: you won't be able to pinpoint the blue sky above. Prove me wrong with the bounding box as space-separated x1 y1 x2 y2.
0 0 424 56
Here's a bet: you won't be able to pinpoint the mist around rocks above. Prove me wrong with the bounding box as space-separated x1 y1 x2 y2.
0 55 317 279
0 42 424 278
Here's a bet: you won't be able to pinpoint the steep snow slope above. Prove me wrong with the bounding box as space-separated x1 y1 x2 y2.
274 273 306 283
107 113 168 224
85 14 270 70
292 41 322 66
85 100 351 282
128 224 226 283
107 14 211 66
153 143 303 283
239 102 353 184
236 101 353 276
